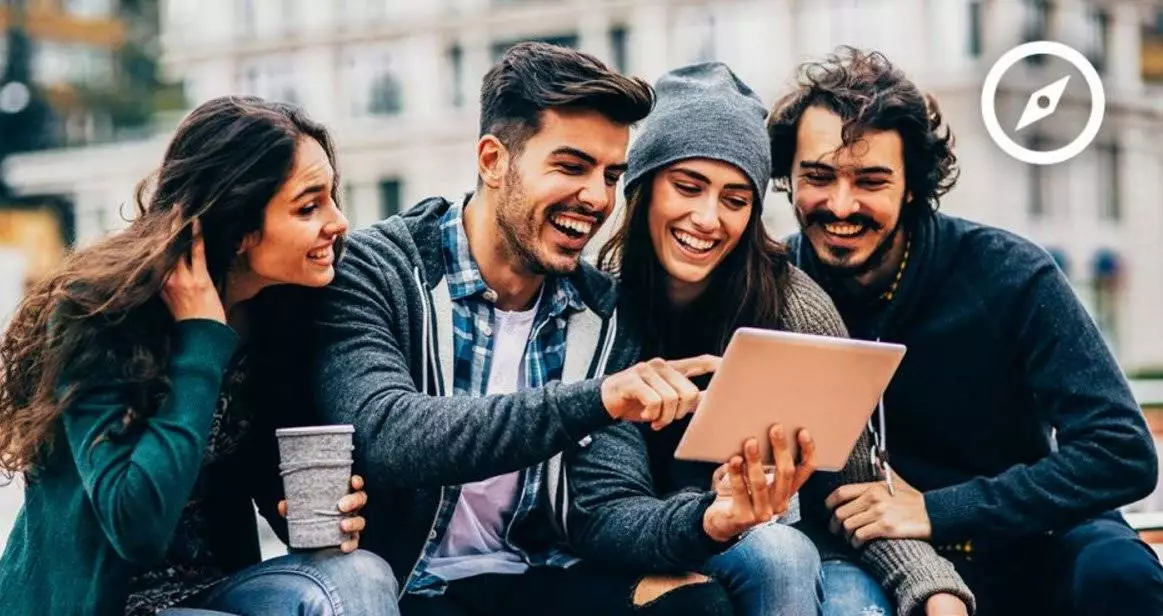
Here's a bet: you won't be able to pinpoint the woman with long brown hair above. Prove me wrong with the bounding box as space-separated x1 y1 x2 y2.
564 63 974 616
0 96 399 616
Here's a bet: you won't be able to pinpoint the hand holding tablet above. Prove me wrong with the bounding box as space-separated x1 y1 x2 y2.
702 424 817 543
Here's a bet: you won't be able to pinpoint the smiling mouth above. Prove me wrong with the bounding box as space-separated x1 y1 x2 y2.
549 213 595 239
671 229 719 254
307 245 333 261
822 221 868 238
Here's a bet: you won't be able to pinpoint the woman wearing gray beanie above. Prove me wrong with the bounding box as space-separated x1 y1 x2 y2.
565 63 973 616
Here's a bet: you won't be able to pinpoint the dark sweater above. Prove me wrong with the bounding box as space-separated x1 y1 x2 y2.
787 212 1158 543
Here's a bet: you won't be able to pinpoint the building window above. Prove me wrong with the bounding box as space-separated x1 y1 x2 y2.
968 1 983 59
342 44 405 117
447 43 464 108
492 35 579 61
1088 8 1110 73
1022 0 1051 65
237 56 299 104
379 179 403 218
609 26 628 72
1097 140 1121 222
1091 249 1121 346
369 74 403 115
1022 0 1051 41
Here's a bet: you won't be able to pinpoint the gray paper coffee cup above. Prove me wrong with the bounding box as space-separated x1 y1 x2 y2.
276 425 356 549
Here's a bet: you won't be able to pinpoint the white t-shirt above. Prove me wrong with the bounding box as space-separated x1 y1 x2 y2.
425 301 539 582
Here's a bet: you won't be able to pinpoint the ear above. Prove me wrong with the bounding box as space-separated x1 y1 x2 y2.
237 230 261 255
477 135 508 190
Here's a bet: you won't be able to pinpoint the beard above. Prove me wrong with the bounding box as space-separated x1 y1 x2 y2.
496 168 551 275
796 199 904 279
495 165 605 276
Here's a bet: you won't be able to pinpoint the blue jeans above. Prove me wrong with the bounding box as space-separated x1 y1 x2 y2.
160 548 399 616
820 559 893 616
702 521 823 616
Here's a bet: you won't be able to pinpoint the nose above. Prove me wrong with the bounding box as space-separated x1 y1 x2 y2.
325 207 349 238
576 172 612 214
689 196 722 233
827 181 860 219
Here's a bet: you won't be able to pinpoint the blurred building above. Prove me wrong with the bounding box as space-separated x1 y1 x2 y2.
0 0 169 296
4 0 1163 372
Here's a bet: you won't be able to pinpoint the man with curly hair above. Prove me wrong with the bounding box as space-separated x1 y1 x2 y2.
771 47 1163 615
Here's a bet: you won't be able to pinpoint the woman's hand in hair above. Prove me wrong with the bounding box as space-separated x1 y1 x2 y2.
702 426 817 543
161 219 226 324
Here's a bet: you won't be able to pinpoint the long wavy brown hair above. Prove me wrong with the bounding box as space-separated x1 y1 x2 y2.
0 96 341 479
598 174 789 358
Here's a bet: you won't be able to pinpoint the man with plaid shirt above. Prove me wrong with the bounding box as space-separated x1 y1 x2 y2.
314 43 730 616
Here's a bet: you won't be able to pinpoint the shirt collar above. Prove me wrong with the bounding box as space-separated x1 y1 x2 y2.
440 199 585 316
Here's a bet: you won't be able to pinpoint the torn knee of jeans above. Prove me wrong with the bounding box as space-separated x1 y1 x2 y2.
857 606 887 616
632 572 712 606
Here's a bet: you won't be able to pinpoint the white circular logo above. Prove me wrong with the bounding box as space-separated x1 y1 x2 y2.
980 41 1105 165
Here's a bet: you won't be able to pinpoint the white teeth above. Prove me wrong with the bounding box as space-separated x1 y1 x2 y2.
674 230 716 252
308 247 331 259
824 222 864 237
552 215 593 236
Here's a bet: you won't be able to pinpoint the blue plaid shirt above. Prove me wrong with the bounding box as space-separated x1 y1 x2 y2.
405 202 585 595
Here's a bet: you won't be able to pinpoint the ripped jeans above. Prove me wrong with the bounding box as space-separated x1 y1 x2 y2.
820 559 894 616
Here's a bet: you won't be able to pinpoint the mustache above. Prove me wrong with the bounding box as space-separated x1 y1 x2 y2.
804 210 883 231
548 203 606 225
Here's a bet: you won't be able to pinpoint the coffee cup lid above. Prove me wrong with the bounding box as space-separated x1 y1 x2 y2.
276 425 355 437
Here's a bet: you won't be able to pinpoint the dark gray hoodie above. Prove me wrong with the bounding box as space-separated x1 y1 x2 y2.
312 196 637 593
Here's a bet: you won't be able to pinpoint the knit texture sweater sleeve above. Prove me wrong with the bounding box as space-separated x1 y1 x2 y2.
61 319 238 565
784 267 975 616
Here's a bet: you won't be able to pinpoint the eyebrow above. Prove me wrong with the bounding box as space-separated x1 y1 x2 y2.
670 167 752 192
551 147 628 173
291 183 328 202
798 161 895 175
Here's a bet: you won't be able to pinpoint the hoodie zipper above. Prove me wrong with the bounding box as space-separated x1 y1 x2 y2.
401 266 446 598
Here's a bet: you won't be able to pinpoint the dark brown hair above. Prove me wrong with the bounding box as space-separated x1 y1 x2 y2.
479 41 654 155
598 176 789 358
767 46 959 226
0 96 341 478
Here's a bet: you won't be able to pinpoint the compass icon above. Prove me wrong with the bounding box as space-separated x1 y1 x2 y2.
981 41 1105 165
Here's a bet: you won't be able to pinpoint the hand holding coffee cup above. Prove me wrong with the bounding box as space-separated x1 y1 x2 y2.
276 425 359 549
278 474 367 553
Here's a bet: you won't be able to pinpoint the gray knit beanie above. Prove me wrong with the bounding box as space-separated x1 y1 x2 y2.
624 62 771 206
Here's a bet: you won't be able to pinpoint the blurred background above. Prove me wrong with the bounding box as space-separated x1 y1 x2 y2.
2 0 1163 555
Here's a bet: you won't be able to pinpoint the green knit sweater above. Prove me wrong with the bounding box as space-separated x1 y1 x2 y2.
0 319 239 615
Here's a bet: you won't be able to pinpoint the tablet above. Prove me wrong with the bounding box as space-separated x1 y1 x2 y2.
674 328 906 472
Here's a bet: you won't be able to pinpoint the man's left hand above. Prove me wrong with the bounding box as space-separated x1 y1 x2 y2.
825 475 930 548
925 592 969 616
